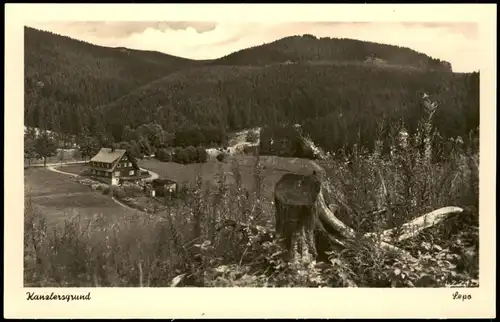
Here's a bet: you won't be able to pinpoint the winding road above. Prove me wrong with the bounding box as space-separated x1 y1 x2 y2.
28 161 159 213
29 161 160 181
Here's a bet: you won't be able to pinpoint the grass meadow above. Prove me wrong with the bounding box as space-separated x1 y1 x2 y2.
138 155 317 198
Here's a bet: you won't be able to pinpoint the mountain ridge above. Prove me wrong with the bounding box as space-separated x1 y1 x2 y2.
209 34 452 72
26 27 453 71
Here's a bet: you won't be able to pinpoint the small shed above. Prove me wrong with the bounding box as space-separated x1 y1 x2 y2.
151 178 177 197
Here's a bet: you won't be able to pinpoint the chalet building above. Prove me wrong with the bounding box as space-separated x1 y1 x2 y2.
88 148 142 185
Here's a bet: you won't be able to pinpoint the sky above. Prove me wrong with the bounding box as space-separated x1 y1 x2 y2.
26 21 479 73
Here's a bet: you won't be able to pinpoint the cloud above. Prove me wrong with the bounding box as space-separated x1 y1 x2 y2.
25 21 479 72
27 21 217 38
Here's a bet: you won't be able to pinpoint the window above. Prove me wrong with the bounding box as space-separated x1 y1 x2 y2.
115 171 120 177
129 170 134 176
128 162 132 167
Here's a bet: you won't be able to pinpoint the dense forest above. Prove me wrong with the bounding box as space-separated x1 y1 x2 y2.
102 63 479 155
24 27 479 157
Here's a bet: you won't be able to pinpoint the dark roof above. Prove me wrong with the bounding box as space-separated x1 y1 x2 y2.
90 148 126 164
152 178 177 186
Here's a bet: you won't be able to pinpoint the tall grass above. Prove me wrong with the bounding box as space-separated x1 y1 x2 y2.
24 95 479 287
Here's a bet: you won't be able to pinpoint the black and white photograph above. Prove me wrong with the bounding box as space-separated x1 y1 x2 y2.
5 3 496 319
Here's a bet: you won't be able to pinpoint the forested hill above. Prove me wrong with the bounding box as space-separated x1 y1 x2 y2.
24 26 202 134
101 62 479 153
209 34 453 72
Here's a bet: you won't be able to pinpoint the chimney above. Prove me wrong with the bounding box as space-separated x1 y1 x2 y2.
111 145 115 152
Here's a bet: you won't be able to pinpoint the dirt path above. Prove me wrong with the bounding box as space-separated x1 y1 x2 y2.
45 163 160 181
47 165 80 177
141 168 159 181
110 196 137 211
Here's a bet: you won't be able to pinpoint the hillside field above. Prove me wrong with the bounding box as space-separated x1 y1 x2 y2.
24 167 140 229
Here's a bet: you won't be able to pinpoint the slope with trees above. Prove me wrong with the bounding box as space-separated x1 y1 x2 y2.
101 62 479 157
24 26 202 135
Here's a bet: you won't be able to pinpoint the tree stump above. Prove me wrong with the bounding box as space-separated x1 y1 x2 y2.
273 169 465 267
274 173 322 263
272 158 465 287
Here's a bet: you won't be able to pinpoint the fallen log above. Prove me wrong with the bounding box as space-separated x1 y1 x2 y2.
363 206 464 243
